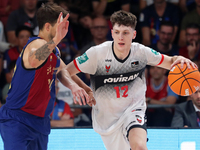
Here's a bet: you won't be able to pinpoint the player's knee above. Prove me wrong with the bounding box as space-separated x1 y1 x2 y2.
131 141 147 150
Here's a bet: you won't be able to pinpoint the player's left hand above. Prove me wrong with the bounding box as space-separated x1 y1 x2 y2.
87 91 96 106
53 12 70 45
170 56 198 70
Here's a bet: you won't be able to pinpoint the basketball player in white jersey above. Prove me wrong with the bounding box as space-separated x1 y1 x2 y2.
58 10 197 150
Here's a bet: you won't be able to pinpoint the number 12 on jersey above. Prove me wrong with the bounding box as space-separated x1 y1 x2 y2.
114 85 128 98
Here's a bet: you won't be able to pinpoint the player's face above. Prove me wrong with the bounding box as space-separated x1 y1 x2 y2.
191 89 200 108
158 25 173 45
112 24 136 53
186 28 200 45
17 30 31 51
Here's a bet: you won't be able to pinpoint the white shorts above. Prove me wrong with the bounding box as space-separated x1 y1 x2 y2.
100 109 146 150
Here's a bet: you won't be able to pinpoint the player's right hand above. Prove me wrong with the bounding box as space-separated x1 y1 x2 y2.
70 83 90 106
53 12 70 45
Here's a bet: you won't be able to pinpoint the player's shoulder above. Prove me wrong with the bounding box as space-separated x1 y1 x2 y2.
27 38 47 48
130 42 149 51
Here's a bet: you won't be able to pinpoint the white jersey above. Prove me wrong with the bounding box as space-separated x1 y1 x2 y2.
74 41 163 135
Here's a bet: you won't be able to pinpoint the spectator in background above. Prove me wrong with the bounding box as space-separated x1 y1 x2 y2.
0 21 12 53
179 23 200 61
50 80 74 127
58 0 92 13
6 0 38 46
3 26 33 83
55 1 91 50
139 0 179 11
146 66 178 127
139 0 180 46
79 12 94 30
91 0 131 19
80 16 109 54
178 0 200 47
0 0 21 27
179 0 196 14
150 21 179 56
78 12 96 49
171 88 200 128
56 0 80 64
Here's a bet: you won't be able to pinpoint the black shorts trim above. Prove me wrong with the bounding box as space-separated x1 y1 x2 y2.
126 123 147 141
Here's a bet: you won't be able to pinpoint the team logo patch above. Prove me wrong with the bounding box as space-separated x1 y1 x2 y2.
77 53 89 64
131 61 139 67
105 65 110 72
151 49 159 55
136 115 142 123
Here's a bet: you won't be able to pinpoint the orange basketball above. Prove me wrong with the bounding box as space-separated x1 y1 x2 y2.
168 63 200 96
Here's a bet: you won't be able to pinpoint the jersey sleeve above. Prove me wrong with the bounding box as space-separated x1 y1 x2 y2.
142 45 164 66
73 46 97 75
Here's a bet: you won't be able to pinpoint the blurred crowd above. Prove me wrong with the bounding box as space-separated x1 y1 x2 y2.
0 0 200 128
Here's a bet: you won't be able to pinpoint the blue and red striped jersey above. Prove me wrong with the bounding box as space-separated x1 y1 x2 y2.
5 37 60 117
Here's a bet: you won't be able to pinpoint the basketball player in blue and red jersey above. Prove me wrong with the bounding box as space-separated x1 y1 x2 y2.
0 2 93 150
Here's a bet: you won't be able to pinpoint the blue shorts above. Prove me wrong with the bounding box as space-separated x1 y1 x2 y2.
0 119 48 150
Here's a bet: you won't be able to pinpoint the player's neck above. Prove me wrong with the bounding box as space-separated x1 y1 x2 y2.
113 45 130 60
38 31 51 42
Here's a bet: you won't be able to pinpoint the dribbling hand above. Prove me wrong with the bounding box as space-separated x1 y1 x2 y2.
170 56 198 70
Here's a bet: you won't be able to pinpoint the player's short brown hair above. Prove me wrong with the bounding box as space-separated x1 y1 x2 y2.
110 10 137 30
36 2 68 30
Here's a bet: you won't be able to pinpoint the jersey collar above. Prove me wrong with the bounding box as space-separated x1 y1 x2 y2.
112 42 131 63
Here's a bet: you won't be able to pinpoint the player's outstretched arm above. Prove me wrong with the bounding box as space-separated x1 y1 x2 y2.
26 13 69 68
57 60 94 105
158 55 198 70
